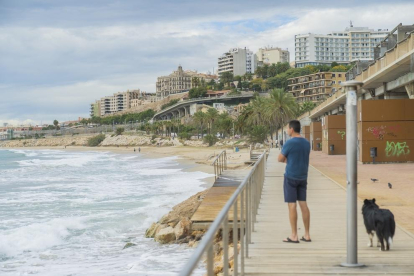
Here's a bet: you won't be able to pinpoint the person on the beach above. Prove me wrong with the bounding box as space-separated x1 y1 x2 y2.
134 148 136 152
280 139 283 148
138 147 141 153
278 120 311 243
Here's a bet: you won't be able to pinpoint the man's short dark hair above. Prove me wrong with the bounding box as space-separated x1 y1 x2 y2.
289 120 301 133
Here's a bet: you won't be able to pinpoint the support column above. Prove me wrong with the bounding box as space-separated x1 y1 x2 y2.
340 81 364 268
406 82 414 99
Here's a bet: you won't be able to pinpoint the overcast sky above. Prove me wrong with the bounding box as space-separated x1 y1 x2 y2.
1 0 414 126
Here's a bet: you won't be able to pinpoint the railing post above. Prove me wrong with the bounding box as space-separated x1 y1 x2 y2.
240 190 245 276
246 179 250 255
233 199 238 276
223 216 229 276
207 242 214 276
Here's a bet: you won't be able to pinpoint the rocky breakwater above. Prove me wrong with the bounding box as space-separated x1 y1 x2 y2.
145 189 240 275
100 135 176 147
0 136 89 147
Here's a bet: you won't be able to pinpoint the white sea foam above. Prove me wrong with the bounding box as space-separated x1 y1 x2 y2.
0 217 86 257
0 149 210 275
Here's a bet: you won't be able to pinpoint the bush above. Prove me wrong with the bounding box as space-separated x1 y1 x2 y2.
87 134 106 147
151 134 157 140
179 132 191 140
116 127 124 136
203 134 218 146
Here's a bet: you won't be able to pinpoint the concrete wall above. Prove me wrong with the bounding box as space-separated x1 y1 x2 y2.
322 115 346 155
358 99 414 163
301 126 310 142
310 121 322 151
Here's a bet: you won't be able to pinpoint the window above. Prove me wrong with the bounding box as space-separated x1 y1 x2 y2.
332 74 336 77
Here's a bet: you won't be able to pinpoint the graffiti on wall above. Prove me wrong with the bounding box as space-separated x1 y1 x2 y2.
385 141 410 157
367 126 386 140
337 131 346 140
367 125 401 140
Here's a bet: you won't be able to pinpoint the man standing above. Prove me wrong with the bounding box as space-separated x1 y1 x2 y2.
278 120 311 243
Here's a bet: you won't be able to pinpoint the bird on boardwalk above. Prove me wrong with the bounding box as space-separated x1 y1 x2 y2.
388 183 392 189
371 178 379 183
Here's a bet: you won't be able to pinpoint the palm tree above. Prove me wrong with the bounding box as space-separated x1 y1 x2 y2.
216 112 233 138
206 108 218 135
263 88 298 143
192 77 200 88
193 111 207 139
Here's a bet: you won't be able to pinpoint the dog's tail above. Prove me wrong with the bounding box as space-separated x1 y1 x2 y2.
384 214 396 249
388 236 393 247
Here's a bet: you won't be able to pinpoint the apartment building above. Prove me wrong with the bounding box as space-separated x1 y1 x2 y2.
295 26 389 68
91 90 141 116
90 100 101 117
217 47 256 77
156 66 218 99
255 47 290 66
287 72 346 103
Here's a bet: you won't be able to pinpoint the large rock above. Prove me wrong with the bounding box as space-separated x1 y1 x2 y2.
145 222 160 238
155 226 176 244
174 217 192 240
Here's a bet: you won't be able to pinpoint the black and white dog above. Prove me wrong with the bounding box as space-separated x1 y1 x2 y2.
362 198 395 251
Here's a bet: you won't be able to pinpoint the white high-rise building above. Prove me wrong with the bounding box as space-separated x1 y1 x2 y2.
295 26 389 68
256 47 290 65
218 47 256 77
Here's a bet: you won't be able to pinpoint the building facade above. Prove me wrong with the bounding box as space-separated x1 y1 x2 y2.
156 66 218 99
295 26 389 68
217 48 256 77
90 100 101 117
255 47 290 65
287 72 346 103
91 90 146 117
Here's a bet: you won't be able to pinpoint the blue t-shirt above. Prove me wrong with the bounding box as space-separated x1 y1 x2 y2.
281 137 311 180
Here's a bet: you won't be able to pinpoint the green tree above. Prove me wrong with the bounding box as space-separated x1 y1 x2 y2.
193 111 207 139
248 125 268 143
299 101 317 115
53 120 59 130
220 72 233 87
263 88 298 143
116 127 125 135
192 77 200 88
250 78 263 92
331 62 339 68
268 63 278 77
87 134 106 147
330 65 348 72
189 87 207 99
203 134 218 146
216 112 233 138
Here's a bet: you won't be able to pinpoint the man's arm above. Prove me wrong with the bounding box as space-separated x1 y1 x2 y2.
278 153 287 163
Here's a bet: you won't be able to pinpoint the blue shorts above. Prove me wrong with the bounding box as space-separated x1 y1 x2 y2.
284 176 307 203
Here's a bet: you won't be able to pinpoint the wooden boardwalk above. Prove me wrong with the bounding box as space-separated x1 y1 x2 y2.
244 148 414 275
191 169 247 226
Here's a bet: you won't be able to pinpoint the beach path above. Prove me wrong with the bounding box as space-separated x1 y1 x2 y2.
243 148 414 275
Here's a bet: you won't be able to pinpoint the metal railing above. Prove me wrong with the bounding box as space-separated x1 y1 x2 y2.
179 151 266 276
212 150 227 181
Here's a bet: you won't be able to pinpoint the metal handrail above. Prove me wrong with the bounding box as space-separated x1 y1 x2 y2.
212 150 227 181
179 151 266 276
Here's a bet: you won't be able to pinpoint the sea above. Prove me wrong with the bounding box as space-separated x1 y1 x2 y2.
0 149 210 276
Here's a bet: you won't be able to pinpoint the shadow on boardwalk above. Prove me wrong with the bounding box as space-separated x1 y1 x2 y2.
244 148 414 275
